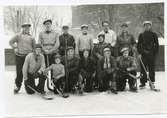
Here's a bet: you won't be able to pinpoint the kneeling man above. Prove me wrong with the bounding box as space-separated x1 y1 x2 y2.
98 47 117 94
23 44 46 94
116 47 137 92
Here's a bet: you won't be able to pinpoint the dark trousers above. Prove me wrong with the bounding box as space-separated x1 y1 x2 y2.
24 73 46 94
44 54 55 67
98 70 116 92
15 55 26 89
111 47 118 57
140 54 155 84
117 71 137 91
65 71 78 93
53 77 65 92
80 72 93 92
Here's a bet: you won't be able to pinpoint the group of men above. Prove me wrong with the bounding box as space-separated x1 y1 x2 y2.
9 19 159 96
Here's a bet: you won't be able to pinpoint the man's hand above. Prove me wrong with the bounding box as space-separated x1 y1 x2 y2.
97 54 103 60
44 50 50 54
126 68 131 72
43 70 48 76
14 48 18 54
138 54 142 59
92 72 96 78
38 70 42 74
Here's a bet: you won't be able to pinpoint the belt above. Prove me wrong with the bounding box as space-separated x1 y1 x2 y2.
43 44 54 46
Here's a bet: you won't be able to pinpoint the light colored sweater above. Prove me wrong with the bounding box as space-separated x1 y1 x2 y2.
76 34 93 52
45 63 65 79
9 33 35 56
99 29 117 47
38 30 59 54
22 53 45 80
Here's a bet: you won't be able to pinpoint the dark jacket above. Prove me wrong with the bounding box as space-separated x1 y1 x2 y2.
92 42 110 60
117 33 136 53
98 56 117 73
78 57 95 74
62 56 79 73
116 56 137 72
59 33 76 56
137 31 159 56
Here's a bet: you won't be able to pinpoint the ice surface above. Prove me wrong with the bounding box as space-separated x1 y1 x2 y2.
4 66 166 117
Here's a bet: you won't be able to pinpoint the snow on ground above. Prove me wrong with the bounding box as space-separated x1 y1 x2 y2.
5 66 166 117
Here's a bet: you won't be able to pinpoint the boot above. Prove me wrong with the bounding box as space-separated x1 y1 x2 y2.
139 83 146 89
14 85 20 94
149 82 155 89
110 82 118 94
129 86 137 92
111 88 118 94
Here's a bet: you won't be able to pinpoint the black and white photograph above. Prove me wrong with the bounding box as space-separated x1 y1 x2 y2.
2 1 166 118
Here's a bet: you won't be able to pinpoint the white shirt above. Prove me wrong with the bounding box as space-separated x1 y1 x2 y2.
99 29 117 47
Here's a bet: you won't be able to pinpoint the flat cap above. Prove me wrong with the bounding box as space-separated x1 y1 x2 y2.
81 24 88 29
43 19 52 25
121 22 128 27
143 21 152 26
103 47 111 52
62 25 69 29
98 33 105 38
120 47 129 53
35 44 42 49
54 54 61 59
66 46 74 51
21 23 31 27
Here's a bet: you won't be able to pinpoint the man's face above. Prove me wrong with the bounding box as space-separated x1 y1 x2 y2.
55 58 61 64
104 51 111 57
144 24 151 31
82 27 88 34
44 22 52 31
35 48 42 55
98 36 104 43
67 49 74 57
63 28 69 34
121 26 128 33
103 22 109 31
123 50 129 58
83 50 89 58
23 26 30 34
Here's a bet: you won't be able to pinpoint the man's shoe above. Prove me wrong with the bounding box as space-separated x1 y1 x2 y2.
139 84 146 89
111 89 118 94
14 87 20 94
130 87 137 92
149 82 155 89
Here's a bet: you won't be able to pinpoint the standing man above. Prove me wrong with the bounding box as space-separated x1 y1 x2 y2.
23 44 46 94
137 21 159 88
117 23 136 56
76 24 94 58
98 47 117 94
9 23 35 94
38 19 59 66
99 21 117 57
59 25 75 56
